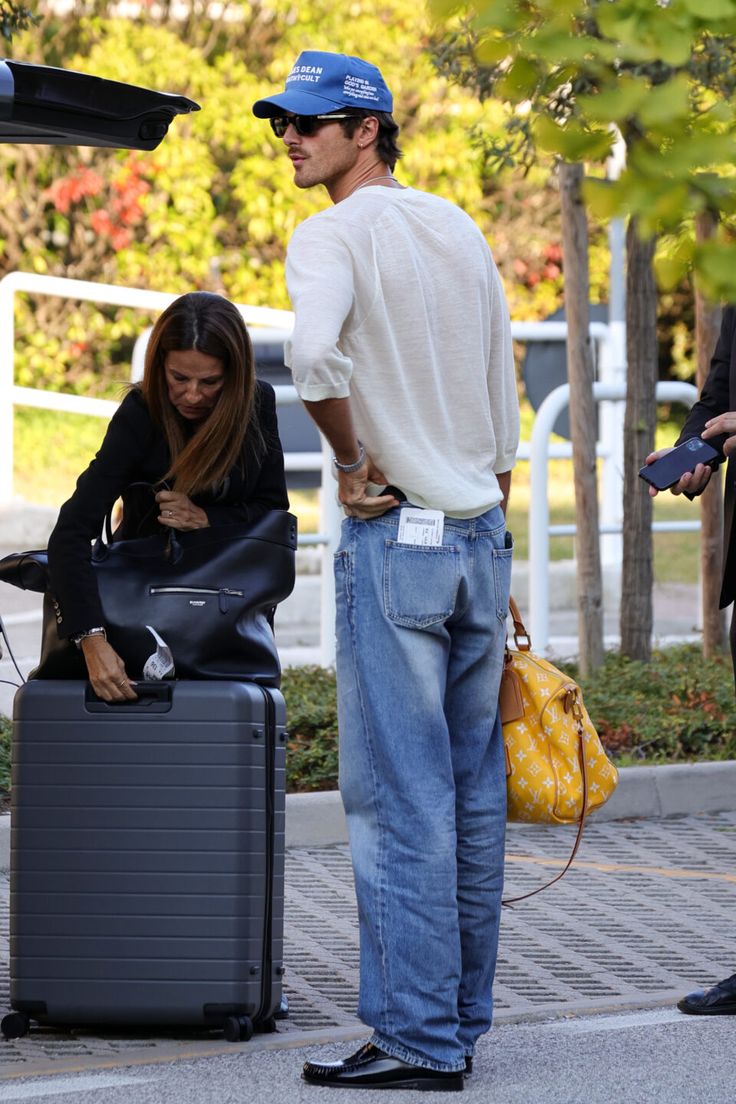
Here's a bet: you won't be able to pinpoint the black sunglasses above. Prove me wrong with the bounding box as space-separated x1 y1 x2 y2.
269 113 359 138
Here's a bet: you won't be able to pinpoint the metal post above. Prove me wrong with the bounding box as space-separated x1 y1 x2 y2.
319 435 342 668
529 384 571 651
0 273 16 505
598 310 626 566
600 127 628 566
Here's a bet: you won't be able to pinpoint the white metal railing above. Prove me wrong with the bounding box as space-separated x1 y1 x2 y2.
528 380 699 652
1 270 686 664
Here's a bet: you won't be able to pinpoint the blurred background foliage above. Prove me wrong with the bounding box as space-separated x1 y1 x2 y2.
3 0 625 402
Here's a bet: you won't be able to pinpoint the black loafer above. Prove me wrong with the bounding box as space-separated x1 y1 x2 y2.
302 1042 464 1091
678 973 736 1015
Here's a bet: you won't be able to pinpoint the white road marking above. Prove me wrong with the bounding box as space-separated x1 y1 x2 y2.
0 1073 158 1101
539 1008 711 1035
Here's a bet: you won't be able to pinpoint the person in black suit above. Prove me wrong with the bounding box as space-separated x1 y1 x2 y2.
644 304 736 1016
47 291 288 703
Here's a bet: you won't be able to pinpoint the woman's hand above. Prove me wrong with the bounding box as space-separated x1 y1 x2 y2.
80 635 137 702
155 490 210 531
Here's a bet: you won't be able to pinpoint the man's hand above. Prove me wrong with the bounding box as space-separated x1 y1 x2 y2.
702 411 736 456
643 447 712 498
338 456 400 519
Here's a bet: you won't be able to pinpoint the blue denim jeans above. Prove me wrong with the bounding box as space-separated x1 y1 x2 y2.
334 504 512 1073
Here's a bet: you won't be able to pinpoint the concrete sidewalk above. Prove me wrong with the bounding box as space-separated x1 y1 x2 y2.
2 808 736 1079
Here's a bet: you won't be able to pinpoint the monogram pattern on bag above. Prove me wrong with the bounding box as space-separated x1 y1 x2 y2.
503 652 619 824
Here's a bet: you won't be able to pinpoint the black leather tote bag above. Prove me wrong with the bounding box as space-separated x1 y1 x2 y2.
0 510 297 686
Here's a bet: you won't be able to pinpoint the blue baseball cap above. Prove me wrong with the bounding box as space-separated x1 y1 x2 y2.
252 50 393 118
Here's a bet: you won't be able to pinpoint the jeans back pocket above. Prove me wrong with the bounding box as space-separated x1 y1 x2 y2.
383 540 460 629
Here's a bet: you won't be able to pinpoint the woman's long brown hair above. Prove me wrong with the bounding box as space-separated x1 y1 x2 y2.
141 292 261 497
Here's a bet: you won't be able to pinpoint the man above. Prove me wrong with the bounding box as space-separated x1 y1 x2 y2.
253 51 519 1090
645 305 736 1017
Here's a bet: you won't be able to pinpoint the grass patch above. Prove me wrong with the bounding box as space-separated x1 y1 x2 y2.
14 407 114 506
13 403 701 579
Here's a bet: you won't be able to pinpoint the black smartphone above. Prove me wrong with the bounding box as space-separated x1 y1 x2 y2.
638 438 720 491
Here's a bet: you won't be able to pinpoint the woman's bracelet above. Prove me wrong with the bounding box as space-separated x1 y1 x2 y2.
73 627 107 649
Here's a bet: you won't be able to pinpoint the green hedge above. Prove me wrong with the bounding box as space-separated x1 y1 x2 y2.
281 666 339 794
565 644 736 765
1 646 734 806
282 645 736 790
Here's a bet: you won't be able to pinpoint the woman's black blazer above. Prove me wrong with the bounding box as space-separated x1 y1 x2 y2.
47 380 289 637
676 306 736 609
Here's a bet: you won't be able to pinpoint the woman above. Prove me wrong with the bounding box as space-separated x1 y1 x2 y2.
48 292 289 702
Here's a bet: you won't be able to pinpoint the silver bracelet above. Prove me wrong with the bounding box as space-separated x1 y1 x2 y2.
73 627 107 649
333 442 366 473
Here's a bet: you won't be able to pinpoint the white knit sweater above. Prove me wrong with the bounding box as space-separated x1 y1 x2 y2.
285 185 519 518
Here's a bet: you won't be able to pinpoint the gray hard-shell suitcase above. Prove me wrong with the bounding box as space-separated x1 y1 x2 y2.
1 679 286 1042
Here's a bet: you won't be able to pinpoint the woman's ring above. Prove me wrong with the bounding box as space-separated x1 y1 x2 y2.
117 679 127 687
166 510 174 517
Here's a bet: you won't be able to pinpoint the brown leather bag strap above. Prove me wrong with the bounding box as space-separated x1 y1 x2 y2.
507 596 531 652
502 706 589 906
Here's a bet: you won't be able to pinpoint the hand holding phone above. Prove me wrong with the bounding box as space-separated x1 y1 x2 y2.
639 438 720 492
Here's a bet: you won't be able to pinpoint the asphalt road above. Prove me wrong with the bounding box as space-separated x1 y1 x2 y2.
0 1006 733 1103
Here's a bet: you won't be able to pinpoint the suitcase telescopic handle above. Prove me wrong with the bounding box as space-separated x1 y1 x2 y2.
84 680 173 712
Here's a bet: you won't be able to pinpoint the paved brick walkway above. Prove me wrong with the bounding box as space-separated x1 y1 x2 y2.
2 811 736 1074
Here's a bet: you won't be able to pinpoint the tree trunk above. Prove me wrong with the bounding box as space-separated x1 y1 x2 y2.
558 160 604 673
694 211 726 656
620 220 657 660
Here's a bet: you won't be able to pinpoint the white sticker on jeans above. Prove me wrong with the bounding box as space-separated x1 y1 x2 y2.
396 508 445 547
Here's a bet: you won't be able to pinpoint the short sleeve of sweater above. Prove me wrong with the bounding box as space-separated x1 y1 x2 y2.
284 217 356 401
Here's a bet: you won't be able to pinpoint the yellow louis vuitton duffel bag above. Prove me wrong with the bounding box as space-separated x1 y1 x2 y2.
500 598 619 825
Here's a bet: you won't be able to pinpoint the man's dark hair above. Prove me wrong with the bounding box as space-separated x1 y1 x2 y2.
340 110 402 171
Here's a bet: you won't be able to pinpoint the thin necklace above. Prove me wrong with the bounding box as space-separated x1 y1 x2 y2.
351 174 403 195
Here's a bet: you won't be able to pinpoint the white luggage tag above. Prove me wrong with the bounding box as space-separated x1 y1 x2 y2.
143 625 175 680
397 508 444 547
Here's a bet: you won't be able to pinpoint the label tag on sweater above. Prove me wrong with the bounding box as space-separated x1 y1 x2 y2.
397 508 444 546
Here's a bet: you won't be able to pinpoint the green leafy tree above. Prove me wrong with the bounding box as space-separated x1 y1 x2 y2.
1 0 36 43
431 0 736 662
4 2 541 394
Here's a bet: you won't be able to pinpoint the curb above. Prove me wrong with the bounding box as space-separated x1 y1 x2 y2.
1 759 736 871
0 991 692 1081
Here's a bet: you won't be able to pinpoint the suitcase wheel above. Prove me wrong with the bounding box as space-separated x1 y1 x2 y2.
259 1016 278 1034
224 1015 254 1042
1 1012 31 1040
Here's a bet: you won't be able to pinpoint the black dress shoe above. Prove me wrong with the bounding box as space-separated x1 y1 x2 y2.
678 973 736 1015
464 1056 472 1075
302 1042 464 1091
